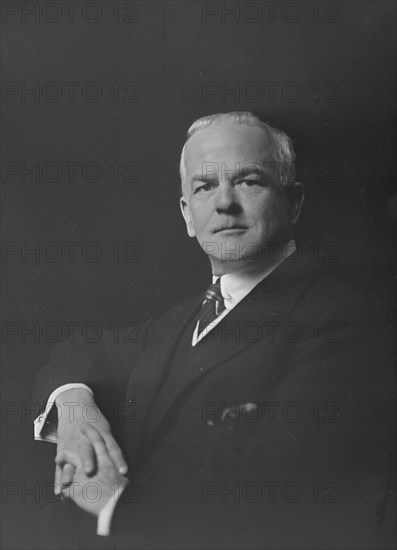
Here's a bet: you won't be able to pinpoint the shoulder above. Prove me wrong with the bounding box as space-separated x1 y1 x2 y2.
297 270 384 328
275 241 383 321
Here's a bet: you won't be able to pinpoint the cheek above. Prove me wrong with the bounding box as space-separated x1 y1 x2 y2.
192 206 211 232
255 195 282 217
251 196 288 231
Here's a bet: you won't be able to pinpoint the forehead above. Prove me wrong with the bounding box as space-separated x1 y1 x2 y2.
184 121 273 176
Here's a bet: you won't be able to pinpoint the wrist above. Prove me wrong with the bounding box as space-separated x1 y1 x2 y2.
56 390 97 429
55 387 93 405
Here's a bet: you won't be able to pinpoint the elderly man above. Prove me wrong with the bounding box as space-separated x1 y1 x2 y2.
34 112 393 549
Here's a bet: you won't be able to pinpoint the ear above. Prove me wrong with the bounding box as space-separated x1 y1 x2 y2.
287 182 305 225
180 196 196 238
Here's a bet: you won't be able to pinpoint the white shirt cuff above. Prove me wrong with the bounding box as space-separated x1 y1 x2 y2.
34 383 93 443
97 482 127 536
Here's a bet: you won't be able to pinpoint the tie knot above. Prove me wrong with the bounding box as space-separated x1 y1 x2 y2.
205 278 223 303
197 278 226 336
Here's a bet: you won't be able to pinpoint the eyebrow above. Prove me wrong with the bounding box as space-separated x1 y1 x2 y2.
191 164 276 184
191 174 217 184
234 165 274 179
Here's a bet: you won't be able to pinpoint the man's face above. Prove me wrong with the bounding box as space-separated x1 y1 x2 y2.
180 121 302 271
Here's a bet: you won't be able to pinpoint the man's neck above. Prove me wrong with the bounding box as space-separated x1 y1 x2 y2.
210 240 296 277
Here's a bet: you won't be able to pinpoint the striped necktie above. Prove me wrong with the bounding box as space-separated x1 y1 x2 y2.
197 278 226 336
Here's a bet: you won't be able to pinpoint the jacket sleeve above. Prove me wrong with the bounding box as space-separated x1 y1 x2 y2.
31 323 151 424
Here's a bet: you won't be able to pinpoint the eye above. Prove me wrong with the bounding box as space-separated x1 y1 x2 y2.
193 182 215 195
239 178 265 187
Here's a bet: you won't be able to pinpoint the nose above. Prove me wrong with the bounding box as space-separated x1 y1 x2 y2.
214 183 241 215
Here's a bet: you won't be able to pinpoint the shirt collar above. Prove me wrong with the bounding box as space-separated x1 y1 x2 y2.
212 240 296 310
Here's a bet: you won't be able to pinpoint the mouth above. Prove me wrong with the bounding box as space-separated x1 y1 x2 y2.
213 226 248 234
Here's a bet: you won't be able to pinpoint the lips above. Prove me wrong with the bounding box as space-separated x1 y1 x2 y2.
213 225 247 233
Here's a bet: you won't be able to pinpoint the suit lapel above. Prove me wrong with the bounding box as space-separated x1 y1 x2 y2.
145 254 323 440
123 295 203 460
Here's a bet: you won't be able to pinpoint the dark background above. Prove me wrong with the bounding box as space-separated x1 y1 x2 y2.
1 1 396 548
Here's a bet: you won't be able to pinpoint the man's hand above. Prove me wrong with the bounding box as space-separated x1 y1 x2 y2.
54 388 128 492
61 423 129 518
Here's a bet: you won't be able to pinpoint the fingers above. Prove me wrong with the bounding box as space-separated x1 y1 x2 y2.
54 464 62 495
79 439 96 475
80 423 115 467
54 464 75 495
80 423 128 475
61 463 75 487
55 449 77 467
54 462 76 493
103 436 128 475
55 439 96 476
79 423 110 467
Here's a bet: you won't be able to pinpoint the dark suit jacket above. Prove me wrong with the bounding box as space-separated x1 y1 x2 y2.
34 249 395 549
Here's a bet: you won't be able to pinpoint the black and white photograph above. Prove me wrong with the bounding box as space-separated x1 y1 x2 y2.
1 1 396 549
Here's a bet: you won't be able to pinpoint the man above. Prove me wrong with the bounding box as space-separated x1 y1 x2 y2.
33 112 394 549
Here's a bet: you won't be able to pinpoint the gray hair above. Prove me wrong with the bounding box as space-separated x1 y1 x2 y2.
179 111 296 195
